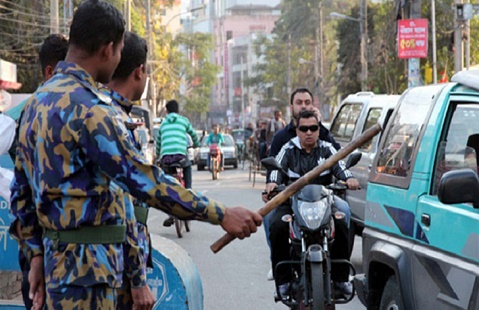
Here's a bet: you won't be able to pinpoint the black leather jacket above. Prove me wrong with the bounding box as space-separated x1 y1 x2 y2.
270 137 353 186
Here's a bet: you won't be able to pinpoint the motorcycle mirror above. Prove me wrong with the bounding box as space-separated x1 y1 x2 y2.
345 152 362 169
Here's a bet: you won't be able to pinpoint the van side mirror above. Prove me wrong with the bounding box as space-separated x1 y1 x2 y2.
438 169 479 208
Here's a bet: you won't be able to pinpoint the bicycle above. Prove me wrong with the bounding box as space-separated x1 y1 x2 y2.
160 159 191 238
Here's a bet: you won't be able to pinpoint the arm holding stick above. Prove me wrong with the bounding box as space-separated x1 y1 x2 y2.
210 123 382 253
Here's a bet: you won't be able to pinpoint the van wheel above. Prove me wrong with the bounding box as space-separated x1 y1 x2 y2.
380 275 402 310
197 164 204 171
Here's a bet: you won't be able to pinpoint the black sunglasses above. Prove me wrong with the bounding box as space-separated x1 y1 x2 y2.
298 125 319 133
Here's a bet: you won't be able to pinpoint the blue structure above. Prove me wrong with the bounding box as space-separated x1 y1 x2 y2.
148 234 204 309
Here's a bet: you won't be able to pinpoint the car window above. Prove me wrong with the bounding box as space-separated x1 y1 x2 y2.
330 103 362 141
200 134 234 147
360 108 382 151
432 103 479 194
223 135 234 147
376 91 432 177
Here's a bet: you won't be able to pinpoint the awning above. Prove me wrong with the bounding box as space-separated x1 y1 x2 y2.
0 79 22 90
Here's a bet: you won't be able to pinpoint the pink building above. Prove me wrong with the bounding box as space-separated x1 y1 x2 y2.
210 5 280 126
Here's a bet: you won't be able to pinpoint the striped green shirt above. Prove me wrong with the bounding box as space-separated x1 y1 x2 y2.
156 112 199 158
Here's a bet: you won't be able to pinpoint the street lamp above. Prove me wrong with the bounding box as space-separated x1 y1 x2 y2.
163 4 206 31
330 3 368 91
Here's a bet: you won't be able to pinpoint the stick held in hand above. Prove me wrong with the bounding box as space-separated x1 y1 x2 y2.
210 123 382 253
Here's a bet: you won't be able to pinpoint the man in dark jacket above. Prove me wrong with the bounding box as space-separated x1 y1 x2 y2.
262 87 341 280
267 110 359 300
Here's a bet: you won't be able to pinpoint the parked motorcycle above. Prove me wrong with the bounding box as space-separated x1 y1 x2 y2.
209 143 221 180
261 153 361 310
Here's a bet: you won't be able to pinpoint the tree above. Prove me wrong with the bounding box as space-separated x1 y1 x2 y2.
0 0 50 92
172 32 220 122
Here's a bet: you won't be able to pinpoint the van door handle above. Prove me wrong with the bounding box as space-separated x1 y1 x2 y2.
421 214 431 227
368 164 372 172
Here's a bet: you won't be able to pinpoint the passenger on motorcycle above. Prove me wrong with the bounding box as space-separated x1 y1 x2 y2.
206 124 225 171
264 110 359 300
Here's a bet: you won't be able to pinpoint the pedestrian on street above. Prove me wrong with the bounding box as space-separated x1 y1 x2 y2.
9 1 262 309
266 109 286 146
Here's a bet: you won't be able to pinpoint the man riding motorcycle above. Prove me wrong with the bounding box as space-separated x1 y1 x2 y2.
264 110 359 300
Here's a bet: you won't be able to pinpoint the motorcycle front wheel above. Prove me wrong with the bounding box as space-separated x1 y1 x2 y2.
310 262 325 309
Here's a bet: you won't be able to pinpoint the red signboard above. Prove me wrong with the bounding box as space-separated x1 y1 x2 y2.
397 19 428 59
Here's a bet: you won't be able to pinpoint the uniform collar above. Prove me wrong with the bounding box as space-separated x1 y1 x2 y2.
54 61 112 104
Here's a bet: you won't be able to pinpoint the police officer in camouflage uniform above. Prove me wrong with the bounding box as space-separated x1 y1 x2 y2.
9 1 262 309
100 31 155 309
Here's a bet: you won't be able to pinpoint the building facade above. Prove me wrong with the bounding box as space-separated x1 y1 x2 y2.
188 0 280 128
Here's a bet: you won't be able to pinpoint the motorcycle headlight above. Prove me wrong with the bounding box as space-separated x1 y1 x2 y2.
298 199 329 230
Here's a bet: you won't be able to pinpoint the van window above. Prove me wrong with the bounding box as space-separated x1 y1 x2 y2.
432 103 479 194
360 108 382 151
376 89 434 177
330 103 362 140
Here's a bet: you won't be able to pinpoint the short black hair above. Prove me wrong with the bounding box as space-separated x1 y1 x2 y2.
296 109 318 124
290 87 313 105
112 31 147 81
69 0 125 55
166 100 179 113
39 34 68 78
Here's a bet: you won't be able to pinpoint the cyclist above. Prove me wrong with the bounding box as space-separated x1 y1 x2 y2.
156 99 200 227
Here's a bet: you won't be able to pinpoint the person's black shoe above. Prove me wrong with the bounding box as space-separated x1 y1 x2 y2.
163 217 175 227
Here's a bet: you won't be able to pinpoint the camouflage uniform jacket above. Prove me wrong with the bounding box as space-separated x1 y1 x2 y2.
10 61 226 289
99 84 149 288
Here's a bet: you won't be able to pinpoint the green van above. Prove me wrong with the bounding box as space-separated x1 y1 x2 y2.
355 71 479 309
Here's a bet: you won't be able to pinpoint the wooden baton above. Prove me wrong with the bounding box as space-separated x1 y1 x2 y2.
210 123 382 253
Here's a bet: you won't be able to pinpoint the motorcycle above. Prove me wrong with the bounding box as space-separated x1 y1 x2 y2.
159 157 191 238
209 143 221 180
261 153 361 310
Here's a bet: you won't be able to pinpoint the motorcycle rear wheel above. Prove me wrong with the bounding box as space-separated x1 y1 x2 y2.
310 262 325 310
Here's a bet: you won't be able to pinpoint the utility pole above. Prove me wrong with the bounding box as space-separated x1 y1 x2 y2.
454 0 464 73
50 0 59 34
240 56 245 129
145 0 156 116
62 0 73 35
407 0 422 87
317 2 324 107
124 0 131 31
360 0 368 90
466 0 470 70
431 0 437 83
286 34 291 121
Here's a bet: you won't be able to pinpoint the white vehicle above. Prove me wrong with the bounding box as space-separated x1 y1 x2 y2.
196 134 238 170
329 91 401 252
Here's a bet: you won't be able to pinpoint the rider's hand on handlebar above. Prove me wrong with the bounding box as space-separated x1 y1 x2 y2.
346 178 360 190
262 183 278 202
